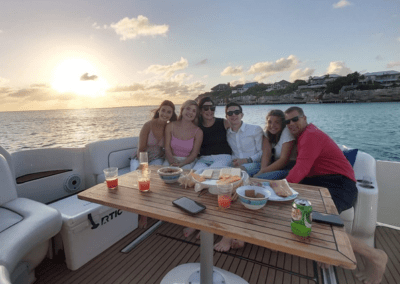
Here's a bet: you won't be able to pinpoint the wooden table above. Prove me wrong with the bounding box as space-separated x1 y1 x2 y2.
78 166 356 283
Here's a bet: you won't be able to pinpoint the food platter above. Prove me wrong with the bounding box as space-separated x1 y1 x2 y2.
250 181 298 201
194 167 249 194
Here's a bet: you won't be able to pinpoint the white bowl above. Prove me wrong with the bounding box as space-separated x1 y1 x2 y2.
236 185 271 210
157 167 183 184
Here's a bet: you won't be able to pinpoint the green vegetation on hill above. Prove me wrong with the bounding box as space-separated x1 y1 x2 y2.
197 72 387 101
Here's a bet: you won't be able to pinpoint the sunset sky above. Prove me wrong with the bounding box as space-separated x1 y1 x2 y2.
1 0 399 112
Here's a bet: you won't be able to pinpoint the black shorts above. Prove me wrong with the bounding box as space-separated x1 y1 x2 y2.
300 175 358 214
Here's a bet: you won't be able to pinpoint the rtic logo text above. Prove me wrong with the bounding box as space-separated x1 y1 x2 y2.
88 210 123 230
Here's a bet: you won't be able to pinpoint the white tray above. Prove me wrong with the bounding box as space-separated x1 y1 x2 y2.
250 181 298 201
194 167 249 194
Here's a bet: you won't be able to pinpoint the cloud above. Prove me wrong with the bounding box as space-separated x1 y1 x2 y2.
247 55 299 81
0 77 10 85
333 0 351 8
196 59 208 66
110 16 169 40
290 68 315 81
221 66 244 76
387 61 400 68
80 73 98 81
326 61 352 76
375 55 383 61
229 78 247 87
92 22 107 30
0 30 3 33
109 79 205 102
3 84 77 103
0 87 11 94
143 57 188 79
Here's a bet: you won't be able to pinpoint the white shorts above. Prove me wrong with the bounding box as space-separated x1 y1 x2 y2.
192 154 232 171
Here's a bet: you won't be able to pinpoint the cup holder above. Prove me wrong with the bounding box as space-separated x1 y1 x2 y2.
357 180 375 189
357 179 372 184
358 184 375 189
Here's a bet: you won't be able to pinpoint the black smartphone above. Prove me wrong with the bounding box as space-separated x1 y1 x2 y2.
313 211 344 227
172 197 206 215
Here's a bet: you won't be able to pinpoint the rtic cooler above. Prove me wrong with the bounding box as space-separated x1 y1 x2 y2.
49 195 138 270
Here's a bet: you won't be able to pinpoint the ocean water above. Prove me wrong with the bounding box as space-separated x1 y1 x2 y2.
1 102 399 161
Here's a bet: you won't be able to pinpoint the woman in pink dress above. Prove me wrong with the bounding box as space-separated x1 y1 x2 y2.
130 100 177 228
130 100 177 171
164 100 203 169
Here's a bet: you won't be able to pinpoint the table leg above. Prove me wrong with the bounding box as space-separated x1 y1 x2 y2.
200 231 214 283
161 231 248 284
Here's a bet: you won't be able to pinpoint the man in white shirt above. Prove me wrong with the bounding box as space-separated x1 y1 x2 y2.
214 102 263 253
225 102 263 176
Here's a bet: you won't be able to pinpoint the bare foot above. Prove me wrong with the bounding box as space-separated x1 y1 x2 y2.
214 237 232 252
138 216 147 229
183 227 197 238
231 239 244 250
355 249 388 284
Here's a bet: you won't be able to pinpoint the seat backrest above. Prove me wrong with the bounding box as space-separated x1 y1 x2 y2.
0 147 15 181
352 151 377 181
0 155 18 206
85 137 138 176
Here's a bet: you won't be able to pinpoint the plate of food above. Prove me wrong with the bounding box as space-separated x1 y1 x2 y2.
251 179 298 201
194 167 248 194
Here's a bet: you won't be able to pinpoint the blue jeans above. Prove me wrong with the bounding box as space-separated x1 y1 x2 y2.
255 169 291 180
241 162 261 177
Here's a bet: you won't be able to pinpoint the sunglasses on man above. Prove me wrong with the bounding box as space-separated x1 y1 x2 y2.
202 106 216 111
226 110 242 116
284 115 303 125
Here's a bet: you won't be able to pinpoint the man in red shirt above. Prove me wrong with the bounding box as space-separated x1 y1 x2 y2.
285 106 387 284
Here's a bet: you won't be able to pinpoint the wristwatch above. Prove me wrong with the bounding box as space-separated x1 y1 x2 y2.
247 157 253 163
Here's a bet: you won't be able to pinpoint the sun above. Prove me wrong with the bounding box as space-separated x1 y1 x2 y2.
51 58 109 97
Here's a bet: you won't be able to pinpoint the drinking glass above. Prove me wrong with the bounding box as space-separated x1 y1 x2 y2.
139 152 148 164
139 152 149 172
217 183 233 209
136 169 151 192
103 167 118 190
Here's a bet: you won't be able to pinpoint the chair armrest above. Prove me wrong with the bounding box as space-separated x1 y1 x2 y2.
0 198 62 273
0 265 11 284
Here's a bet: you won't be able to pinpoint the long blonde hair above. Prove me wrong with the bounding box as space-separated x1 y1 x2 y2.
177 100 199 126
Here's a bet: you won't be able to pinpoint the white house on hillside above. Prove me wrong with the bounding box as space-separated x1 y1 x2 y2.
298 74 342 90
265 80 290 92
359 71 400 87
234 82 258 94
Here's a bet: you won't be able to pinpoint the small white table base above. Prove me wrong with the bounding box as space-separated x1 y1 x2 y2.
161 232 248 284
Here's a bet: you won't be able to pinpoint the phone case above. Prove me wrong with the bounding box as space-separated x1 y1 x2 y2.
172 197 206 215
313 211 344 227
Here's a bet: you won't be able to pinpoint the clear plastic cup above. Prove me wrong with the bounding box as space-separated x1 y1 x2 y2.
137 169 151 192
103 167 118 190
217 183 233 209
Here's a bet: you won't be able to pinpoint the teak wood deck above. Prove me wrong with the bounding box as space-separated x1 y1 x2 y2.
34 221 400 284
77 166 356 270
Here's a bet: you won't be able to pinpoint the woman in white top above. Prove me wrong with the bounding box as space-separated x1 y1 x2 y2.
254 109 296 179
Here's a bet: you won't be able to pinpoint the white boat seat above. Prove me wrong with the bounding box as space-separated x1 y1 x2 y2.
0 208 23 233
339 146 378 248
85 137 138 186
0 154 62 284
0 265 11 284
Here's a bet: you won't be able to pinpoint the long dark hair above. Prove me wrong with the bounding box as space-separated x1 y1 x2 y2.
198 97 214 125
152 100 177 122
265 109 286 144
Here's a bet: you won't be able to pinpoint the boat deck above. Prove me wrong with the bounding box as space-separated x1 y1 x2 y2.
34 221 399 284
